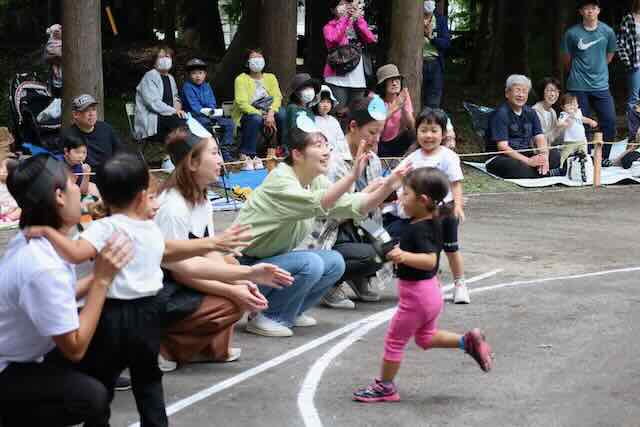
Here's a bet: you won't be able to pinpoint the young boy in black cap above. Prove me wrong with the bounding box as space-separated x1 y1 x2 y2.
181 58 236 161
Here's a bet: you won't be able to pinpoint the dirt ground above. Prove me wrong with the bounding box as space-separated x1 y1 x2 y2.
1 185 639 427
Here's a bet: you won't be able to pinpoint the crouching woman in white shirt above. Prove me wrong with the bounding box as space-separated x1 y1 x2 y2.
0 155 132 427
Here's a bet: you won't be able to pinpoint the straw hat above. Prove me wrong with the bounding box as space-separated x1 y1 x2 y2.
376 64 403 86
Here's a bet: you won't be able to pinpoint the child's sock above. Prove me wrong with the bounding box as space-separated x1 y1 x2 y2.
459 335 465 351
454 276 466 286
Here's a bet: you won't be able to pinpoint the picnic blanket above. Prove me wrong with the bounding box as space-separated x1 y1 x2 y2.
464 141 640 188
208 190 244 212
219 169 269 190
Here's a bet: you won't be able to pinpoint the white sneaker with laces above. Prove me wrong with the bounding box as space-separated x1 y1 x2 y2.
246 313 293 337
293 314 317 327
239 154 254 171
158 354 178 372
453 282 471 304
253 156 265 170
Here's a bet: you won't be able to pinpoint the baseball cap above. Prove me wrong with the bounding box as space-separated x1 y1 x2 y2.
71 94 99 112
185 58 208 72
578 0 600 8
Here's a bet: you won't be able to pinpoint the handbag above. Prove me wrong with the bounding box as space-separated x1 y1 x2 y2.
252 96 273 112
327 44 362 76
566 152 594 184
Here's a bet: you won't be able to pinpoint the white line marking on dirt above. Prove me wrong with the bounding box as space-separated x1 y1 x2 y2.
297 265 640 427
128 270 501 426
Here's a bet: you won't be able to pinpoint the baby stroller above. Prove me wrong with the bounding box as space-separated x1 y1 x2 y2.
8 72 62 154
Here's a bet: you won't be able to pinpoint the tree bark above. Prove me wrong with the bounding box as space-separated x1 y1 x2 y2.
305 0 332 78
62 0 104 126
388 0 424 108
163 0 176 45
504 0 530 77
182 0 226 57
488 0 506 92
468 0 490 84
259 0 298 98
552 0 572 87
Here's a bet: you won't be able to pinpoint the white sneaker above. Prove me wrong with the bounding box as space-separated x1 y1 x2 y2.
246 313 293 337
321 285 356 309
161 157 175 172
453 282 471 304
158 354 178 372
253 156 265 170
239 154 254 171
293 314 317 327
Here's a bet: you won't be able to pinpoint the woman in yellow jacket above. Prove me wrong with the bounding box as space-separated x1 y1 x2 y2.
232 49 287 171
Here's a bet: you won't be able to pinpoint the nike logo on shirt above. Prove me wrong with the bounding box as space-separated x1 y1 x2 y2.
577 37 603 50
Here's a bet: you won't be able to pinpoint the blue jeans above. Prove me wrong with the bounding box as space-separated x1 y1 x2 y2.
627 69 640 113
422 59 444 108
239 107 287 157
239 250 345 327
572 90 616 159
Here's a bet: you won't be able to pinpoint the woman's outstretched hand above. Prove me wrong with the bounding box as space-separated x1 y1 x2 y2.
249 263 294 289
209 224 253 256
386 161 413 190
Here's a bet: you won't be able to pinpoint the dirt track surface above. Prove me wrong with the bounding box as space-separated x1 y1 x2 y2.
1 185 638 427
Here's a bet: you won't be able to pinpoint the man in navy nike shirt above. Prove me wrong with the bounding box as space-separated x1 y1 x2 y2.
561 0 617 162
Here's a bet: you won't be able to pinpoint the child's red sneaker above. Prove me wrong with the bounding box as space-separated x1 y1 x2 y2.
464 328 493 372
353 378 400 403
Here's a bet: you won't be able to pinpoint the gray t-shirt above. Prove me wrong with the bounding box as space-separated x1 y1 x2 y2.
561 22 617 91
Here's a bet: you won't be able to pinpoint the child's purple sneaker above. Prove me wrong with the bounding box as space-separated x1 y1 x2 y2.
464 328 493 372
353 378 400 403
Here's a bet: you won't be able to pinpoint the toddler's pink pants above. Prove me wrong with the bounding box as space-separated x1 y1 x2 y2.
383 277 443 362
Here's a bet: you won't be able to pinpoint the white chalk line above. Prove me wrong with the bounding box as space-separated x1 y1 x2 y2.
297 265 640 427
127 270 502 426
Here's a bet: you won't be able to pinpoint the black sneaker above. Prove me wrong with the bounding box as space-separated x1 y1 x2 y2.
115 376 132 391
346 278 380 302
601 159 614 168
547 166 566 177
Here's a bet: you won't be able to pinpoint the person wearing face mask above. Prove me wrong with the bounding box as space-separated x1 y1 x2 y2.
134 46 187 145
422 0 450 109
323 0 378 108
375 64 416 158
232 49 287 171
285 73 322 145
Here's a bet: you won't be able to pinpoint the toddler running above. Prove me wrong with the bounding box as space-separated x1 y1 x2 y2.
353 167 492 403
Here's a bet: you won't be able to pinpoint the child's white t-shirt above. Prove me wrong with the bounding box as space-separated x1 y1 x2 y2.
0 233 79 373
399 146 464 203
560 109 587 143
154 188 215 240
81 214 165 299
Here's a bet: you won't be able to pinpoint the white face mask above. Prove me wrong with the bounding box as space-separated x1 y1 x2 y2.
424 0 436 13
248 57 265 73
300 88 316 104
156 57 172 71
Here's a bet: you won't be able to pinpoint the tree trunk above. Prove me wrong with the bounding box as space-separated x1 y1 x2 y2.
305 0 331 78
212 1 298 102
552 0 572 86
388 0 424 107
504 0 530 76
488 0 506 92
467 0 491 84
259 0 298 98
211 2 261 101
183 0 226 57
163 0 176 45
62 0 104 126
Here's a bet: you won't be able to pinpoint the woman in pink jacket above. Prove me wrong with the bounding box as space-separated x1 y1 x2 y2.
323 0 377 108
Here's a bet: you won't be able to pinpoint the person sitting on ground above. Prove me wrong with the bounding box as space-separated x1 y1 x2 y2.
153 128 294 371
61 94 123 177
285 73 321 142
0 156 20 223
0 154 132 426
486 74 562 179
612 102 640 168
44 24 63 98
234 110 412 338
134 46 187 144
376 64 416 158
232 48 287 171
533 77 568 148
558 93 598 166
323 0 378 107
61 134 101 201
181 58 236 162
